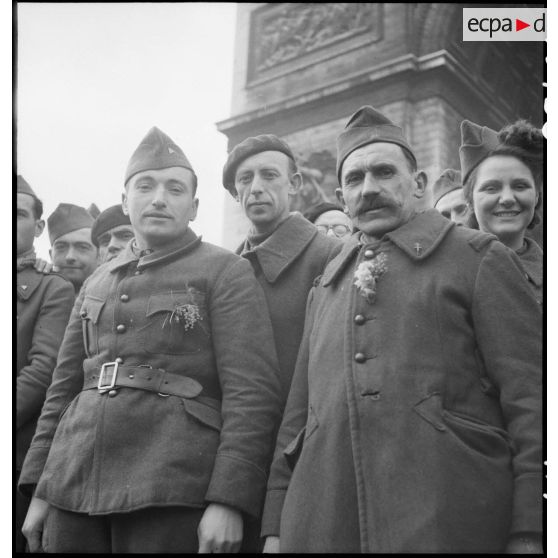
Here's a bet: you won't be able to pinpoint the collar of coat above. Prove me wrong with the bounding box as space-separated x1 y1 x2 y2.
107 227 202 273
518 237 543 288
322 209 454 287
17 266 44 300
237 212 321 284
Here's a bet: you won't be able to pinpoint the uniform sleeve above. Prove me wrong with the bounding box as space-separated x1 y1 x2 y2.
260 286 316 537
204 258 283 519
472 241 542 536
17 277 75 430
18 287 88 497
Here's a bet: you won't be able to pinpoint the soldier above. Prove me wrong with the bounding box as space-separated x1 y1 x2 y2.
91 204 134 263
47 203 98 293
303 201 352 241
16 176 75 552
222 134 341 401
431 168 470 226
20 127 282 553
262 106 542 553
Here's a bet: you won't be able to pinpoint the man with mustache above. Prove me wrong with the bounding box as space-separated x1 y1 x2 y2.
16 176 75 552
91 204 134 264
262 106 542 553
47 203 98 293
222 135 341 402
19 127 282 553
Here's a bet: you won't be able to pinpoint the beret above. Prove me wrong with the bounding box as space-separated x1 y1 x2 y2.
17 175 37 198
432 169 462 207
336 105 416 181
222 134 295 195
47 203 94 244
303 202 345 224
125 127 195 185
91 204 132 247
459 120 499 184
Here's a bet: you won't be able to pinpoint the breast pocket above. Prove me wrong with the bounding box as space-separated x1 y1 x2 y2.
138 290 210 355
80 295 106 357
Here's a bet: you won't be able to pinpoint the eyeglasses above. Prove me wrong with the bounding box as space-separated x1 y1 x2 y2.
316 224 351 238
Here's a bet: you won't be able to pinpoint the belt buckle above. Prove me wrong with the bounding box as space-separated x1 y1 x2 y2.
98 361 119 392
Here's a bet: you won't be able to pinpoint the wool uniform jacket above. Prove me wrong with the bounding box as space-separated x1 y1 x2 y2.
237 212 341 400
19 229 282 519
17 266 75 469
262 210 542 553
516 236 543 304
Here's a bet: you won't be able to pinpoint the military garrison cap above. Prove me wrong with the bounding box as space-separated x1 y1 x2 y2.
47 203 94 244
17 175 37 198
91 204 132 247
459 120 499 184
125 127 195 185
336 106 416 181
222 134 296 195
432 169 462 207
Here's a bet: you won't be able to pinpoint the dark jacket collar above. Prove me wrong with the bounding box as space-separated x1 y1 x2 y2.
108 228 201 272
17 266 44 300
238 212 320 284
517 237 543 288
322 210 454 287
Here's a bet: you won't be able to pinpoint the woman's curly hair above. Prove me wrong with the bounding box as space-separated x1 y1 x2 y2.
464 119 544 230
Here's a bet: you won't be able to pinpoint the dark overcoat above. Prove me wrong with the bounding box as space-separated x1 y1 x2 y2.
17 266 75 469
237 212 341 400
516 236 543 304
19 229 282 520
262 210 542 553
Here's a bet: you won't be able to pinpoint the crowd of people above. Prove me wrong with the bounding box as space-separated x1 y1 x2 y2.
16 105 543 553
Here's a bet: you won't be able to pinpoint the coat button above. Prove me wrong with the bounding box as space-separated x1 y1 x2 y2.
115 357 124 364
364 249 374 258
80 310 87 318
354 314 366 325
116 324 126 333
134 270 142 276
108 389 118 397
354 352 366 363
120 294 129 302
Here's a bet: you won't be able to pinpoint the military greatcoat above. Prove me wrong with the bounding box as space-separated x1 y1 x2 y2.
262 210 542 553
19 229 282 521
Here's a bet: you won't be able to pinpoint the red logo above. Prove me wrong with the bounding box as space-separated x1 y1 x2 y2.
516 18 530 31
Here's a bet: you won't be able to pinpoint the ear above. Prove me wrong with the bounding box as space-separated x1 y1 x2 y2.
288 172 302 196
190 197 199 222
336 188 349 214
413 171 427 199
122 192 129 215
34 219 45 238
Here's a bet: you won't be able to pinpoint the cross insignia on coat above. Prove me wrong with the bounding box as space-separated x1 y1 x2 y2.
414 243 422 256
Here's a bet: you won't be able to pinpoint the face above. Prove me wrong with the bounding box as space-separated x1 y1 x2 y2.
123 167 198 250
337 142 425 239
234 151 300 234
435 188 470 225
50 227 98 289
314 209 352 240
17 193 44 256
472 155 538 248
97 224 135 263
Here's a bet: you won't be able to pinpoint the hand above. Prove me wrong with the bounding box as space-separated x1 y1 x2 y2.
22 497 50 553
197 503 243 553
505 533 543 553
263 536 280 553
34 258 57 274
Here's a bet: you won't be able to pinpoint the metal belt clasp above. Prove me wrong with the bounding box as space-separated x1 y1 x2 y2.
98 361 119 392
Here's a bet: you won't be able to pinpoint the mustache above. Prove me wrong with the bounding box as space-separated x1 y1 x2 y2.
354 196 396 216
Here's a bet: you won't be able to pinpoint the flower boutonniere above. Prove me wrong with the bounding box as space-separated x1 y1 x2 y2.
165 286 204 333
353 252 388 303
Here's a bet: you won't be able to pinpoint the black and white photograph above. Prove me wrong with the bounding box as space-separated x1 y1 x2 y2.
14 2 548 553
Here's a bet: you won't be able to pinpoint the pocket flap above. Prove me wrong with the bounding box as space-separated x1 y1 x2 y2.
80 295 106 324
283 426 306 471
413 392 447 432
182 398 222 432
146 291 205 317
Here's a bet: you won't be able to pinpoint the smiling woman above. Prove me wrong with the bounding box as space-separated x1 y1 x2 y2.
459 118 544 301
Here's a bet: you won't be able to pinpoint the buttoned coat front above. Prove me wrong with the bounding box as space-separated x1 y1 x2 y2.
17 267 75 469
237 213 341 400
19 230 282 520
262 210 542 553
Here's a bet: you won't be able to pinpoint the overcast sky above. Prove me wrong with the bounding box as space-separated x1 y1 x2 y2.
17 2 236 259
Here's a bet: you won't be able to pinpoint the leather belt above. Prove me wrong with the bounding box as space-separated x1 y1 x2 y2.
82 363 217 405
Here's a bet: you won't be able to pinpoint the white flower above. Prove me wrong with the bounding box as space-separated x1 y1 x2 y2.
353 253 388 303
